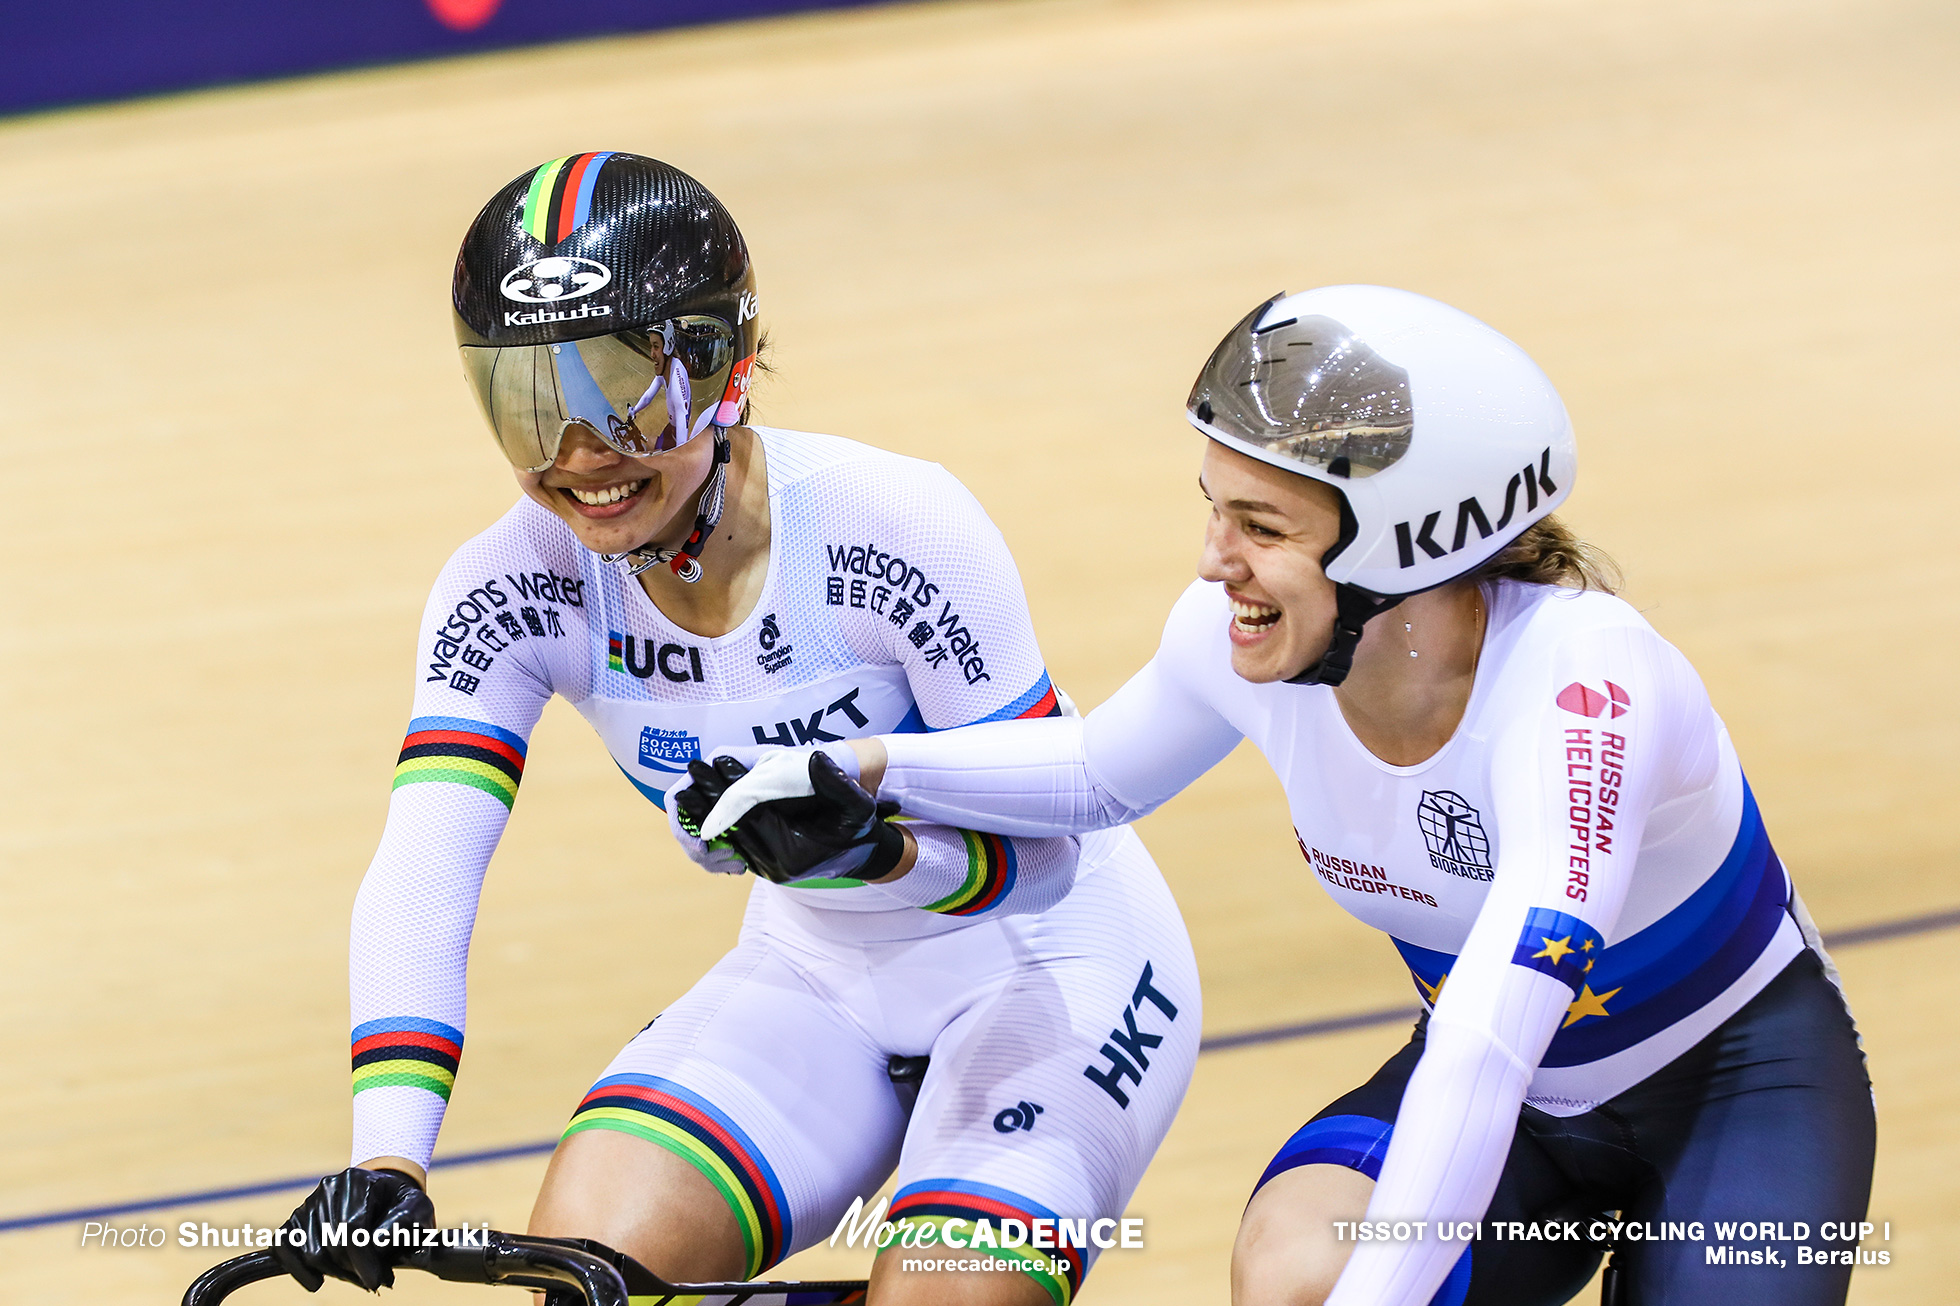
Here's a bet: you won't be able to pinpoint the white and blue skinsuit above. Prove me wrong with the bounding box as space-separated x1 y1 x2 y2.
872 575 1875 1306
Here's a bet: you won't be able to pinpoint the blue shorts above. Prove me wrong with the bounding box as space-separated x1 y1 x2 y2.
1255 950 1875 1306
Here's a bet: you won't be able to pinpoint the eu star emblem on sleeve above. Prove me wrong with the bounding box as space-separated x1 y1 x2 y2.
1562 982 1622 1028
1511 907 1606 995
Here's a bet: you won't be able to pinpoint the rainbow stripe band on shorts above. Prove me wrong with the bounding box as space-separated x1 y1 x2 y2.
351 1017 462 1101
888 1179 1084 1305
392 716 527 811
564 1074 790 1277
924 829 1018 916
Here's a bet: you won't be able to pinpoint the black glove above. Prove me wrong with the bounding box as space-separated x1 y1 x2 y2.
677 753 904 884
272 1165 434 1292
672 755 757 870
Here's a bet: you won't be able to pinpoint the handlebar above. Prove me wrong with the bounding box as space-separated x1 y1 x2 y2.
182 1233 632 1306
183 1229 868 1305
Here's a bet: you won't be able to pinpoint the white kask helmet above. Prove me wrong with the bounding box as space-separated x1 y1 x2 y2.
1187 285 1575 685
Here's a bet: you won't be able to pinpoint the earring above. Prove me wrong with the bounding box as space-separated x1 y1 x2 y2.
1405 619 1418 659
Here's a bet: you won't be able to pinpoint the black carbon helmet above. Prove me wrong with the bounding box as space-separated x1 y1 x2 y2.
453 152 760 473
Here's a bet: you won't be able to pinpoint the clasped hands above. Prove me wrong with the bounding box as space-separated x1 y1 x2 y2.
667 745 906 885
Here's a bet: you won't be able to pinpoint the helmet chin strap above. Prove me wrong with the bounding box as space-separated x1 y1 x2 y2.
601 429 732 584
1284 584 1405 687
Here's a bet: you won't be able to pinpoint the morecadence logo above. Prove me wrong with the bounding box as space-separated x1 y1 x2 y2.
828 1197 1144 1254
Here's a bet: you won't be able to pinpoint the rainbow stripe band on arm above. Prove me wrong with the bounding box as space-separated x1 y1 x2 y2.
924 830 1018 916
351 1017 463 1101
392 716 527 811
961 671 1061 726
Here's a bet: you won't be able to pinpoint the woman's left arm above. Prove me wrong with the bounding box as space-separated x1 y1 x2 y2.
1327 622 1696 1306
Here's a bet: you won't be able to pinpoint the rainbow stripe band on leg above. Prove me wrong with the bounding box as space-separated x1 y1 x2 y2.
351 1017 462 1101
887 1180 1084 1305
392 716 527 811
564 1074 790 1277
924 830 1018 916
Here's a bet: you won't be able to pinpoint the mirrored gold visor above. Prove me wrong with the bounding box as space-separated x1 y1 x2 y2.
460 317 739 472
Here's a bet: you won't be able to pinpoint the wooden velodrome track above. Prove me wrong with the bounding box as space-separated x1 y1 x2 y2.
4 0 1956 1300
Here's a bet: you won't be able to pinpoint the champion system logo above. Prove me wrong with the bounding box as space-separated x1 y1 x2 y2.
1556 680 1630 719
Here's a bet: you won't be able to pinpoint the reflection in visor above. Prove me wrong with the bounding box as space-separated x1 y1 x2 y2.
459 316 739 472
1190 312 1413 478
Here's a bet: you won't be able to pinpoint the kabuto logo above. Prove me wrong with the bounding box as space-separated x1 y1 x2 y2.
638 726 701 774
737 290 760 324
1394 448 1558 569
502 303 613 328
500 256 612 304
1556 681 1630 719
1417 790 1494 882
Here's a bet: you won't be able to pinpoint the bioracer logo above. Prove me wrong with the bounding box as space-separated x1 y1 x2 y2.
500 256 612 304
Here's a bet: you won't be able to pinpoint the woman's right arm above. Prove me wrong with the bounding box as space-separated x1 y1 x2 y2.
874 581 1245 835
348 555 556 1173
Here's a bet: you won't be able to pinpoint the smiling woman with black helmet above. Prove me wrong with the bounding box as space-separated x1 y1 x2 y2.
271 153 1200 1306
703 286 1877 1306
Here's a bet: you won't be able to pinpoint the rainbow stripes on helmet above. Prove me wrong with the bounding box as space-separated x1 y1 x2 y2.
351 1017 462 1101
520 151 615 246
565 1074 791 1276
392 717 527 811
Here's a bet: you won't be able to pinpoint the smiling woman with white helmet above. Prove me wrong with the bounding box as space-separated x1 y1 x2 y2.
702 286 1877 1306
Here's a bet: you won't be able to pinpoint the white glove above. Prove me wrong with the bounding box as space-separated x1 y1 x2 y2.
696 744 859 841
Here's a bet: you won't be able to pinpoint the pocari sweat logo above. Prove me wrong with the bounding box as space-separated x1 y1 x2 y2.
501 256 612 304
638 726 700 774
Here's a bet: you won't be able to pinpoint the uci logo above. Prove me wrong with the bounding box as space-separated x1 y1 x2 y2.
500 256 612 304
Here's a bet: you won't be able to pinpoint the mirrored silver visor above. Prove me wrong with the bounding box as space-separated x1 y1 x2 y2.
460 316 737 472
1189 312 1413 479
